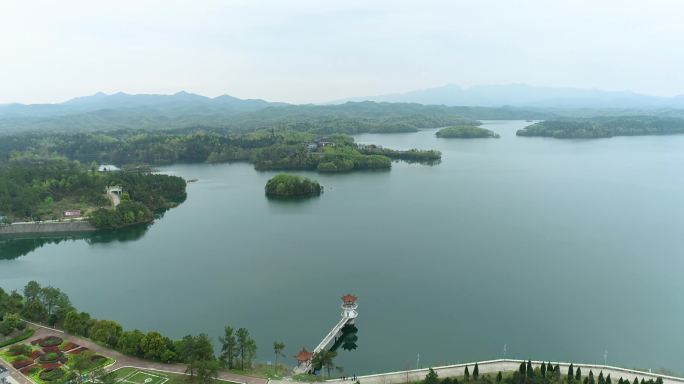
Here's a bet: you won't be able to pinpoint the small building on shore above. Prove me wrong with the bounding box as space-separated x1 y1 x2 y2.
63 210 82 218
98 164 120 172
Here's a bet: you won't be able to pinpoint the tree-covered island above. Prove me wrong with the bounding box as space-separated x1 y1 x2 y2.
516 116 684 138
265 174 322 199
0 159 186 229
436 126 500 138
0 131 441 173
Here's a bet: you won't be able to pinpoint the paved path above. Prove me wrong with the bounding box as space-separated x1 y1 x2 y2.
106 188 121 207
2 325 267 384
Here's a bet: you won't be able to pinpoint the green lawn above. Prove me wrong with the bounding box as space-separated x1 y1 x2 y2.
109 367 238 384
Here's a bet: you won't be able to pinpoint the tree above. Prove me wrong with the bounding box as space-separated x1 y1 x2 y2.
70 350 96 378
527 361 534 378
273 341 285 371
497 372 503 384
606 374 612 384
568 364 574 381
519 362 526 376
236 328 256 370
23 281 41 303
576 367 582 381
219 326 237 369
64 311 94 336
589 371 595 384
599 371 605 384
425 368 440 384
90 319 123 347
554 364 561 379
473 363 479 380
312 350 338 378
117 329 145 356
179 334 214 379
541 362 547 377
140 331 174 362
655 378 663 384
464 366 470 381
196 358 220 384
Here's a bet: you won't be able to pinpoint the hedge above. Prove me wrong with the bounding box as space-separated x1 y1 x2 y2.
0 328 35 348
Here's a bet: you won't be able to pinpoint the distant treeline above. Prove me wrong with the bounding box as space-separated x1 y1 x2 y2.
517 116 684 138
0 101 482 135
0 131 440 173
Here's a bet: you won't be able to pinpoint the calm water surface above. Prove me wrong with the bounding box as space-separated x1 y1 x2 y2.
2 121 684 374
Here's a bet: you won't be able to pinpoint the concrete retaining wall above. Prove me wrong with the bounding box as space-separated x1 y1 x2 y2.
327 360 684 384
0 221 97 235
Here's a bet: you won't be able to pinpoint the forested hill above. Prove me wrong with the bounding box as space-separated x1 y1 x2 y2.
0 91 546 135
516 116 684 138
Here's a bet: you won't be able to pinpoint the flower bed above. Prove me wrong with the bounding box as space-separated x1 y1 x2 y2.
31 338 43 346
38 351 63 363
60 342 79 351
39 336 63 348
30 350 44 360
39 367 65 381
12 359 33 369
42 345 61 353
41 362 61 370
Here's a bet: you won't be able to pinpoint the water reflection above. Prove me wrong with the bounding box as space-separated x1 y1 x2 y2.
0 224 151 260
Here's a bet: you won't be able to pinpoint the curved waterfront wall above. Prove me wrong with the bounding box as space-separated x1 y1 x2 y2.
332 360 684 384
0 221 97 236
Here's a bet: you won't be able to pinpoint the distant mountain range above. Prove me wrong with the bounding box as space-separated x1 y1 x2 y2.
336 84 684 109
2 86 684 135
0 91 279 118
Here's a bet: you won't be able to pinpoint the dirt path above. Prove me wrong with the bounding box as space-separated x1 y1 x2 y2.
25 326 268 384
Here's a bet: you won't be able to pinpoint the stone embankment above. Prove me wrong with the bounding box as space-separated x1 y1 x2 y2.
323 359 684 384
0 220 96 235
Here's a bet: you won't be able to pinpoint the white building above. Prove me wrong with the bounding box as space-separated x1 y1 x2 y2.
98 164 121 172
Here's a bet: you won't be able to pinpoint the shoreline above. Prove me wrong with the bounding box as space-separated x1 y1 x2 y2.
0 220 97 236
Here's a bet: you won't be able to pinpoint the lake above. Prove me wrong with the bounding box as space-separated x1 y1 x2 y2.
2 120 684 375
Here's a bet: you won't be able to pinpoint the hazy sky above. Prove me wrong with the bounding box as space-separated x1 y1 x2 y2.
2 0 684 104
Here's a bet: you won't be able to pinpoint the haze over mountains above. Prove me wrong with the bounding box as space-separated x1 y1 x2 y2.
338 84 684 109
2 84 684 135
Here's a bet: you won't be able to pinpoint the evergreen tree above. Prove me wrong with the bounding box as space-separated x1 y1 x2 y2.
655 378 663 384
640 380 645 384
425 368 440 384
576 367 582 381
606 374 612 384
632 378 638 384
527 361 534 378
541 362 547 377
465 366 470 382
555 364 561 379
618 379 623 384
474 363 480 380
497 372 503 384
589 371 595 384
568 364 574 380
599 371 605 384
519 362 527 376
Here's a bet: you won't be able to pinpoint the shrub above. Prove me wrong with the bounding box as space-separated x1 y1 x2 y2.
8 344 31 356
39 336 63 347
39 368 66 381
39 351 63 362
